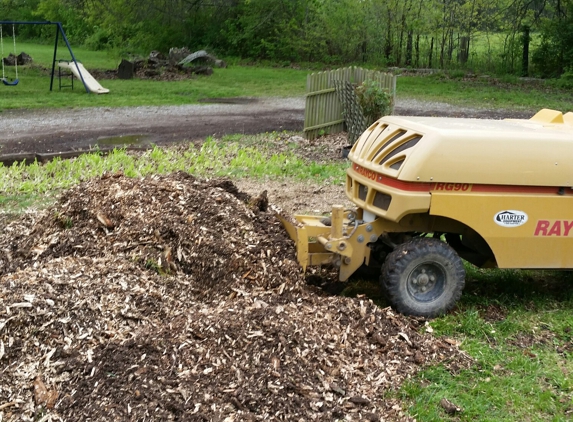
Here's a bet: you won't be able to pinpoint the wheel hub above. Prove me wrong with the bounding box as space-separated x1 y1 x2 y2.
408 264 445 301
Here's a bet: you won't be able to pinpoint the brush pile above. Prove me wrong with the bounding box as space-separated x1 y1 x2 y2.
0 172 470 421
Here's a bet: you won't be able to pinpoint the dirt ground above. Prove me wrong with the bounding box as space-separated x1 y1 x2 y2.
0 97 534 157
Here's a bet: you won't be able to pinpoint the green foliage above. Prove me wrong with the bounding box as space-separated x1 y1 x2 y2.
145 259 160 273
549 68 573 89
355 80 393 123
54 211 73 229
0 139 347 199
531 2 573 78
447 69 466 79
3 0 570 78
84 28 117 51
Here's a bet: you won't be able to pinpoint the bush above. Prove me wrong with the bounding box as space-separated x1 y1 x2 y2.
355 80 393 122
546 68 573 89
84 28 115 51
447 69 466 79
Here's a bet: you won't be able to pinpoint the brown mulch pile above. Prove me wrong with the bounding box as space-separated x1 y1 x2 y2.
0 173 471 421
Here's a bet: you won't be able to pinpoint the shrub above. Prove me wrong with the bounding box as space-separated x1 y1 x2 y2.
355 80 393 123
447 69 466 79
547 68 573 89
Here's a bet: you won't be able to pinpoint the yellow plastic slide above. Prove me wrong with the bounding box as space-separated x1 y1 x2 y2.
58 61 110 94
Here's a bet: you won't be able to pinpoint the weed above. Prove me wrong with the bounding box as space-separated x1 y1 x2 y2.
54 212 73 229
0 138 347 211
447 69 466 79
145 259 160 273
355 80 393 122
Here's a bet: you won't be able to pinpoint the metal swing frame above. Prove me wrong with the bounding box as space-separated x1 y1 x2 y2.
0 20 90 93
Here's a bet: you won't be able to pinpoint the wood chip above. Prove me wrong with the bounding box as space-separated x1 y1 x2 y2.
440 397 463 414
0 173 471 421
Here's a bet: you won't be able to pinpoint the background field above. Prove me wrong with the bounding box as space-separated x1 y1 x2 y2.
2 42 573 112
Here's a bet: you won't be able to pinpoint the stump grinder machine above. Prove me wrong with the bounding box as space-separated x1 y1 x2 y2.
279 109 573 317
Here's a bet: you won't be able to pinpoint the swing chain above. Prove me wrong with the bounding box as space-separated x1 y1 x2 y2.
1 25 5 81
12 24 17 79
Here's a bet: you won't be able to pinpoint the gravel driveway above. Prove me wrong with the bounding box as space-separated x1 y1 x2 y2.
0 97 534 157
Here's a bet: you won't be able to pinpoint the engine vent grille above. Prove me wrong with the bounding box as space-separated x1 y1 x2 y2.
371 130 406 161
379 135 422 164
351 122 423 173
389 159 404 170
358 183 368 201
373 191 392 211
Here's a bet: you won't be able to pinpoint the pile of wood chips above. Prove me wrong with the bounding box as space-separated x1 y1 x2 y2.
0 173 470 421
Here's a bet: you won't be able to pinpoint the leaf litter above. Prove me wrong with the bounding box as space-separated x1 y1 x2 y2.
0 172 471 421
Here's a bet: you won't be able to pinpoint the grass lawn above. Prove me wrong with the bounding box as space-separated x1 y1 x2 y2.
398 74 573 112
0 42 308 109
1 42 572 112
392 266 573 421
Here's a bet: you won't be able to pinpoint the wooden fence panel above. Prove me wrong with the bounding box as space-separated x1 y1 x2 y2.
304 67 396 141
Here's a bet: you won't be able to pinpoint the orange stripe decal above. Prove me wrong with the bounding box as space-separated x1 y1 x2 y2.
351 164 568 195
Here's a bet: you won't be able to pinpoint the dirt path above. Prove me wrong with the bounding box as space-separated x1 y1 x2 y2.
0 97 534 156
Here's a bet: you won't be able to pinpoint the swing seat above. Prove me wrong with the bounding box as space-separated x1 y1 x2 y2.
2 78 19 86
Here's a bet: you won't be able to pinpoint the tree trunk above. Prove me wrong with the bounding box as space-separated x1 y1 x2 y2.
429 37 434 68
405 31 413 66
521 25 530 77
459 36 469 64
447 31 454 62
384 10 393 62
440 35 446 68
415 34 420 67
361 39 368 63
397 13 406 66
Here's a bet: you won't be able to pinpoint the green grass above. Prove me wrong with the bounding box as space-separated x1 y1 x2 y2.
341 267 573 421
3 42 573 112
386 266 573 421
397 75 573 112
0 42 307 109
9 63 573 111
0 65 307 109
0 135 346 204
16 41 120 69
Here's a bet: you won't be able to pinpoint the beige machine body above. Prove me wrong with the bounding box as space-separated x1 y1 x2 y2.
280 109 573 282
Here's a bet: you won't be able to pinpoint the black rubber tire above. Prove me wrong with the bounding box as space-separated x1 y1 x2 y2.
381 237 465 318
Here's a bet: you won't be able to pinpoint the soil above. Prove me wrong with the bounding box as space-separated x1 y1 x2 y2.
0 97 535 157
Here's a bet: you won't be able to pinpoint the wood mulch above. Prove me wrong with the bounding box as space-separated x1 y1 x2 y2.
0 172 471 421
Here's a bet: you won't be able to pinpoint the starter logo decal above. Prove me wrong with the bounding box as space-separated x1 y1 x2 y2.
494 210 528 227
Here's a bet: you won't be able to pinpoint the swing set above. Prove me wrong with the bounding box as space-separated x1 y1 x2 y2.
0 20 91 93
